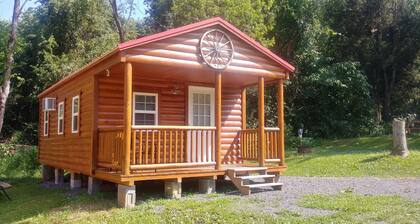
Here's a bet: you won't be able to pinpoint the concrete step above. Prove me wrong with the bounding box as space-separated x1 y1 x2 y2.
227 167 267 176
235 174 275 180
243 182 283 189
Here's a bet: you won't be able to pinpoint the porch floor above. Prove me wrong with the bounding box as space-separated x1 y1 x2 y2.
93 163 287 185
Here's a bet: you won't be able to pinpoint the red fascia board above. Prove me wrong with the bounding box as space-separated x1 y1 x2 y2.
119 17 295 72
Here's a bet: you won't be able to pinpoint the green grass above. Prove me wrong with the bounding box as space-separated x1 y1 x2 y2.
284 134 420 177
2 135 420 223
300 193 420 224
1 177 420 223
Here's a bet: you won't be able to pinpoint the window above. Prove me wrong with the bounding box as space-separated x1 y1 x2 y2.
188 86 214 126
133 93 158 125
43 111 49 136
57 101 64 135
43 97 56 111
72 96 79 133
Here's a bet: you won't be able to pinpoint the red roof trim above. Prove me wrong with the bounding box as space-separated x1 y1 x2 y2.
119 17 295 72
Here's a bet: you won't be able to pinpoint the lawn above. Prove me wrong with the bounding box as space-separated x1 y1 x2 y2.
1 177 420 224
284 134 420 177
1 135 420 223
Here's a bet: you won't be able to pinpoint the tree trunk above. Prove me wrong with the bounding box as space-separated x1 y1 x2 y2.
0 0 24 133
391 119 409 157
109 0 125 43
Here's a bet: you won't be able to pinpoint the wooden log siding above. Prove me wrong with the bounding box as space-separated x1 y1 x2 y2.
38 74 94 175
130 126 216 170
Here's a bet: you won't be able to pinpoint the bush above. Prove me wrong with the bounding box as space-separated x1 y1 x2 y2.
0 144 39 177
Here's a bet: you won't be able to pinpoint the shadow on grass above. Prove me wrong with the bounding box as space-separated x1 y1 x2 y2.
360 155 387 163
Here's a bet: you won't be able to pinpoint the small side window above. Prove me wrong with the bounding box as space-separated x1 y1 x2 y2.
43 111 49 136
72 96 79 133
57 101 64 135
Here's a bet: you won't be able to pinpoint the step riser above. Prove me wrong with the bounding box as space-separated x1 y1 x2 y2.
226 167 282 195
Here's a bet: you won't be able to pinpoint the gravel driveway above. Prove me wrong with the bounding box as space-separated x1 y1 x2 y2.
233 176 420 216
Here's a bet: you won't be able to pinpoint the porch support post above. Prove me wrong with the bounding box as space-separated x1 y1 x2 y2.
215 72 222 170
277 79 285 166
258 76 265 167
241 88 246 130
123 62 133 176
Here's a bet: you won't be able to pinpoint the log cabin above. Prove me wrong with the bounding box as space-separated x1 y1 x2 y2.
38 17 295 208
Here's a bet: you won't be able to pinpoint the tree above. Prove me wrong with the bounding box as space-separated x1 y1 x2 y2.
0 0 27 134
323 0 420 122
109 0 138 43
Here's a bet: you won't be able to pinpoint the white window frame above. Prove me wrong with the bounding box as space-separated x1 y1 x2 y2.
132 92 158 126
43 111 49 136
71 96 79 133
188 86 215 126
57 101 64 135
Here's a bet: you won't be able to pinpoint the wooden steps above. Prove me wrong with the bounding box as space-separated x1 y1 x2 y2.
226 167 283 195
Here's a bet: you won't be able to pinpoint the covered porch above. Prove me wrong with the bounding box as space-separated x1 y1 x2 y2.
92 58 287 185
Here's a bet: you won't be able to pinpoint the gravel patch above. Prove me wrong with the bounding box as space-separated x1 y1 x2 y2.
242 176 420 216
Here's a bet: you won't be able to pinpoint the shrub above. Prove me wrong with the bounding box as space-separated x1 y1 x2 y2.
0 144 39 177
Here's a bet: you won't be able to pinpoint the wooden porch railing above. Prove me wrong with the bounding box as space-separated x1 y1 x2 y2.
130 126 216 170
241 129 258 160
97 127 124 170
240 127 281 162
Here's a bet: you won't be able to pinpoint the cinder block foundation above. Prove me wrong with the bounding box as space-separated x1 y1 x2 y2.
198 178 216 194
88 177 102 195
54 168 64 185
70 173 82 189
164 179 182 199
118 184 136 208
41 165 54 182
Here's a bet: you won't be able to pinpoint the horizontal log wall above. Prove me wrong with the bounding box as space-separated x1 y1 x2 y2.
38 74 94 175
98 72 243 164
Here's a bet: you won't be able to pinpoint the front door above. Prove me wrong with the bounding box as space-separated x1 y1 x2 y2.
187 86 215 162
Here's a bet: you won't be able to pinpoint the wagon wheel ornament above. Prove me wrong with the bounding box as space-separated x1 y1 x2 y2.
199 29 234 70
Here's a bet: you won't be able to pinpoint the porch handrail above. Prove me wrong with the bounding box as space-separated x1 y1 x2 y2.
132 125 216 130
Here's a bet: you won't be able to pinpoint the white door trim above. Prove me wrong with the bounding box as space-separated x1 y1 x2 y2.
188 85 215 127
187 85 215 162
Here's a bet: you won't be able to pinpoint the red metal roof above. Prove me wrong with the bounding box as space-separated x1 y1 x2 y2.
119 17 295 72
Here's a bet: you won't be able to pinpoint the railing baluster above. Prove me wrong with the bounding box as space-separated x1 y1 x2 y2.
151 130 155 164
132 131 136 164
145 130 149 164
169 130 173 162
180 130 184 163
157 130 161 164
175 130 178 163
163 130 167 163
201 130 204 162
139 130 143 164
195 130 199 162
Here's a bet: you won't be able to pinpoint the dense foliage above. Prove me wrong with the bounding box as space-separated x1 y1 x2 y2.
0 0 419 144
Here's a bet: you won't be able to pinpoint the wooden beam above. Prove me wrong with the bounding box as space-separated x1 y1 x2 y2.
123 62 133 175
241 88 247 130
277 79 285 166
258 76 265 167
91 74 99 174
126 55 286 78
215 72 222 170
